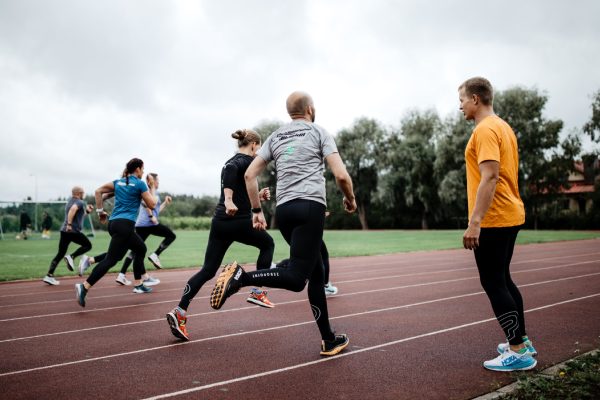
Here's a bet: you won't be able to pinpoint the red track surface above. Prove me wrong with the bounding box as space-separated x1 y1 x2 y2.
1 239 599 400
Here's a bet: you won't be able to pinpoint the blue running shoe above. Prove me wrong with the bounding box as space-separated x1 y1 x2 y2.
133 284 153 294
75 283 87 307
497 339 537 356
484 349 537 372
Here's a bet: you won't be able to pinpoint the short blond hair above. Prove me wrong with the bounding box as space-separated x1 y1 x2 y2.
459 77 494 106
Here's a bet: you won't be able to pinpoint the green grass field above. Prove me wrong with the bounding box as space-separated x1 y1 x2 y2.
0 230 598 282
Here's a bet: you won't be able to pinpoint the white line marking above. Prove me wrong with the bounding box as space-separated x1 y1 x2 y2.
2 258 597 322
1 273 598 377
140 292 600 399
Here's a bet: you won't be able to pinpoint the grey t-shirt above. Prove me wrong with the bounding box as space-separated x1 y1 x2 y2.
61 198 86 232
258 120 338 206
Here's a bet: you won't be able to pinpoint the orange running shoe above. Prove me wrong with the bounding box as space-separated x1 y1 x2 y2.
246 288 275 308
166 307 189 341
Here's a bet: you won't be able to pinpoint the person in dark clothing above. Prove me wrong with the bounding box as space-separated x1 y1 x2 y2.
166 129 275 341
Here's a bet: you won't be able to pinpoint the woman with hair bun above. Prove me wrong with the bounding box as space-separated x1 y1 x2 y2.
75 158 157 307
166 129 275 341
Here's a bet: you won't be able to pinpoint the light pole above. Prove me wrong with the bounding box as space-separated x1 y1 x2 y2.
30 174 38 232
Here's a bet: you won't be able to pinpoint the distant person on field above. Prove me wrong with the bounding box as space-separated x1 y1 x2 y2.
18 210 32 240
41 211 53 239
43 187 93 285
459 76 537 372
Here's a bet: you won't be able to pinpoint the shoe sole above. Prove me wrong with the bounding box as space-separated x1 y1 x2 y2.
166 313 189 341
246 297 275 308
75 285 85 307
484 358 537 372
148 257 162 269
43 280 60 286
64 257 74 271
133 288 152 293
210 262 239 310
115 279 131 286
143 280 160 287
320 336 350 356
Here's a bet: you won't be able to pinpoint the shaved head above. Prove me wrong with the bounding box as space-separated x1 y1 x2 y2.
71 186 84 198
286 91 314 118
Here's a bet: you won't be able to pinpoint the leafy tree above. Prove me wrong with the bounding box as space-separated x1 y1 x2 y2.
583 89 600 142
434 114 471 227
336 118 387 229
387 110 441 229
494 87 580 229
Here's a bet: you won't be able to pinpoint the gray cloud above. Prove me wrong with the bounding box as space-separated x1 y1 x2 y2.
0 0 599 202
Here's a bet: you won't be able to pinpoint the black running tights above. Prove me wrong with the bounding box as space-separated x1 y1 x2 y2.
178 216 275 310
474 226 526 345
120 223 176 274
48 231 92 275
87 219 147 285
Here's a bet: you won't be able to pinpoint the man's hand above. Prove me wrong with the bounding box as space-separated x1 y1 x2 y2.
86 204 94 214
463 222 481 250
259 187 271 201
343 197 357 213
165 196 172 205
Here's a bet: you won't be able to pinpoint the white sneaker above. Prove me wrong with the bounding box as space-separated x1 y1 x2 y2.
78 255 91 277
143 275 161 286
63 255 75 271
43 276 60 285
483 349 537 372
497 339 537 356
148 253 162 269
324 282 338 296
115 273 132 286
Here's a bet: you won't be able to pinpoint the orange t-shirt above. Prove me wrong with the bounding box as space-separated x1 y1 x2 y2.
465 115 525 228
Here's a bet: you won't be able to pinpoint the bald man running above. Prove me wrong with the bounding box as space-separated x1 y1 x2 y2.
43 186 93 285
210 91 357 356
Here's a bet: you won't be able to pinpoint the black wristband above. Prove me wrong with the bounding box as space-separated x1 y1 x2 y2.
251 207 262 214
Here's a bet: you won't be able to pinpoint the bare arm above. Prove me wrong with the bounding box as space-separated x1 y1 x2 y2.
95 182 115 224
141 191 157 210
463 160 499 250
65 204 79 232
223 188 237 216
325 153 357 213
244 156 268 230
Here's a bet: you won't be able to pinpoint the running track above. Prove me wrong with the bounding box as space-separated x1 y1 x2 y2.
1 239 599 400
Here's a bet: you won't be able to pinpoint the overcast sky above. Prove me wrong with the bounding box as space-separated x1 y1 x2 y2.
1 0 599 202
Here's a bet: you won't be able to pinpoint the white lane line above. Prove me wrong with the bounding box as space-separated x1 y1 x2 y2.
2 270 599 343
2 258 597 322
2 250 598 300
1 273 598 376
141 292 600 399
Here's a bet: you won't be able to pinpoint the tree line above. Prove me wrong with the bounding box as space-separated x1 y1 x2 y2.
3 87 598 233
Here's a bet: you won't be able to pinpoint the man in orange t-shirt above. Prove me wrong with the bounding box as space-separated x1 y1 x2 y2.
459 77 537 372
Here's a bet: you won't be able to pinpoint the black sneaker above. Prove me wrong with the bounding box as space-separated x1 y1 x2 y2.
75 283 87 307
210 262 244 310
320 334 349 356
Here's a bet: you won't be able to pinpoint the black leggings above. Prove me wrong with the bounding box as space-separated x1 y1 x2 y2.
120 224 176 274
48 231 92 275
178 216 274 310
474 226 526 345
276 241 330 285
87 219 147 286
242 199 335 341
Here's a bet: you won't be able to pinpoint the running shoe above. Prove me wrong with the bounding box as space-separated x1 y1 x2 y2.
43 275 60 286
246 288 275 308
143 275 161 286
324 282 338 296
166 308 189 341
78 255 91 277
64 255 75 271
115 273 132 286
210 261 244 310
320 334 349 356
148 253 162 269
133 284 153 294
75 283 87 307
483 349 537 372
497 339 537 356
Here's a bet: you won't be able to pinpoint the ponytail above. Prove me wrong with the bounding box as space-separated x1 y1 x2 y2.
231 129 261 148
122 158 144 185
